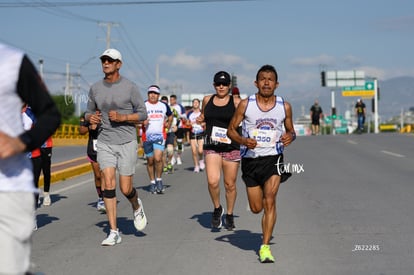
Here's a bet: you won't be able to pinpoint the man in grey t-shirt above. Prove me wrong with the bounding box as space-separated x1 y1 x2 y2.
86 48 148 246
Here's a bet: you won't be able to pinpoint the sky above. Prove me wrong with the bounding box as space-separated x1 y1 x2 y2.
1 0 413 119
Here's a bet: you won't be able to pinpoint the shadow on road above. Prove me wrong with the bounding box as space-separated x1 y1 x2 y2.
36 213 59 229
95 217 146 237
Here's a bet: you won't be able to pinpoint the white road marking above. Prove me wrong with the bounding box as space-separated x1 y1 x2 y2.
347 139 358 145
53 178 93 193
381 150 405 158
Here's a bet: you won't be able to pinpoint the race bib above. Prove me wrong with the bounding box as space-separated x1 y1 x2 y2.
93 139 97 151
211 126 231 144
249 129 278 147
192 123 204 134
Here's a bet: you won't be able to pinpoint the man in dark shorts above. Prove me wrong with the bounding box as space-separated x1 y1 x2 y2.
310 100 323 135
228 64 296 263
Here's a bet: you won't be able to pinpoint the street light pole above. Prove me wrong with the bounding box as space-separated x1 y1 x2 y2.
374 78 379 133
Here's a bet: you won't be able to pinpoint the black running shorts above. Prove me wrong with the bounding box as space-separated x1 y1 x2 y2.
241 154 291 187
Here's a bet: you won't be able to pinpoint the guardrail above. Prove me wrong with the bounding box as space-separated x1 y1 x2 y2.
52 124 88 146
379 124 398 132
400 125 414 133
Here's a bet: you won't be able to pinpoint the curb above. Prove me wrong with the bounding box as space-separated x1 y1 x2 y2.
38 161 92 188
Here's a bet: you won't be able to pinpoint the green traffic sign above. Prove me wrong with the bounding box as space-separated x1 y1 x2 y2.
342 81 374 91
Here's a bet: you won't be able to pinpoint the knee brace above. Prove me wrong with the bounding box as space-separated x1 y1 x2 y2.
125 188 136 199
103 189 116 198
177 138 183 151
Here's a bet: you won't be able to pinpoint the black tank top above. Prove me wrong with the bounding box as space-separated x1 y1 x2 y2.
203 95 240 152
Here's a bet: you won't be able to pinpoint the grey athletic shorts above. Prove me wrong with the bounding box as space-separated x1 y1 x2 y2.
0 192 35 274
97 140 138 176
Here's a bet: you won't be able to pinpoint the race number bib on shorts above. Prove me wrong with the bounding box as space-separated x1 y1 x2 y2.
249 128 278 147
211 126 231 144
192 124 204 134
93 139 97 151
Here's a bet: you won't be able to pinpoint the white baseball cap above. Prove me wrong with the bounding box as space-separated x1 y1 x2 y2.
100 48 122 62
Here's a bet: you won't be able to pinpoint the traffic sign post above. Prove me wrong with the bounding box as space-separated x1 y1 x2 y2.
341 81 375 97
321 70 379 134
341 80 378 133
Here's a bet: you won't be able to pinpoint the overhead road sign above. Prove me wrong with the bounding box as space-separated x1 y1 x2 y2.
325 70 365 87
341 81 375 97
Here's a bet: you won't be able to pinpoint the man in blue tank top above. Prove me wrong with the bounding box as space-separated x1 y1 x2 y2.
228 64 296 263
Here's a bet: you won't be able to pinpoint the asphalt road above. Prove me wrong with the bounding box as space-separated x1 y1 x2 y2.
31 134 414 275
51 145 86 163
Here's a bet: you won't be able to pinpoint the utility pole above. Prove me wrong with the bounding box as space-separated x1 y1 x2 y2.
38 59 44 80
99 22 119 49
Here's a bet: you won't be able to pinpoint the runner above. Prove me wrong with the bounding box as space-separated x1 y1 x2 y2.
187 98 205 173
197 71 241 230
169 94 187 165
227 64 296 263
86 48 148 246
142 85 173 194
79 112 105 212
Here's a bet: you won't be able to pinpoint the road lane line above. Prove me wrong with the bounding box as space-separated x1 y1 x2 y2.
347 139 358 145
53 178 93 193
381 150 405 158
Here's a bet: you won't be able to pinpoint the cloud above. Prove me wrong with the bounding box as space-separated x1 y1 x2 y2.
158 49 203 70
342 55 362 66
290 54 336 67
158 49 257 72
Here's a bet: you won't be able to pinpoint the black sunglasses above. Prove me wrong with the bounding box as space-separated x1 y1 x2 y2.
101 57 117 63
214 83 230 87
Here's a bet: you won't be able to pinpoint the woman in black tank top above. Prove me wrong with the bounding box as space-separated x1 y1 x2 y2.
197 71 241 231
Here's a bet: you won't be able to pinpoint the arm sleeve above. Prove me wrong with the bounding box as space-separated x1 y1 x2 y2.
17 55 61 151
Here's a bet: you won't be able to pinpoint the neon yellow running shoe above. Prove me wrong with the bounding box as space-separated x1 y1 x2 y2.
259 244 275 263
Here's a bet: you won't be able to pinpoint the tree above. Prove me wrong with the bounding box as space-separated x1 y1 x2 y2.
52 95 75 122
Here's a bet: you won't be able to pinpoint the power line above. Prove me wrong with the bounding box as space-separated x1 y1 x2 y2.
0 0 258 8
117 23 155 83
24 0 99 22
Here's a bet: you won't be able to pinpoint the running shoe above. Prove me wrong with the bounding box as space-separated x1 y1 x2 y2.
225 213 235 231
133 198 147 231
33 218 38 231
156 179 165 194
167 164 174 173
193 166 200 173
97 198 106 213
176 157 182 165
211 205 224 229
101 229 122 246
149 183 157 194
43 193 51 206
259 244 275 263
163 167 168 173
199 159 205 170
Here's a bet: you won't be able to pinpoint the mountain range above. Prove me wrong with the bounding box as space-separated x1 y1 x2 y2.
290 76 414 123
